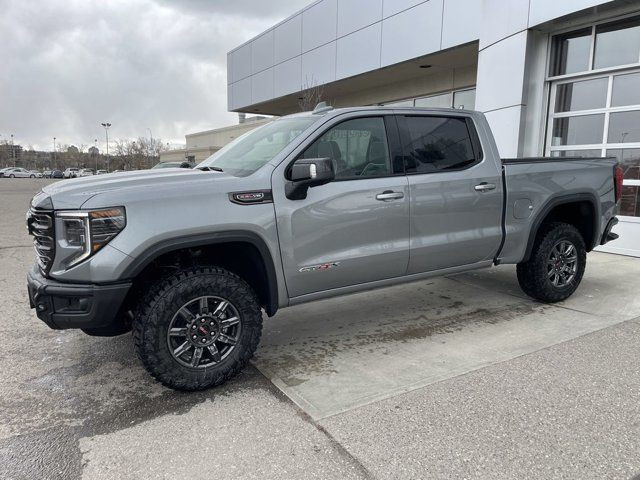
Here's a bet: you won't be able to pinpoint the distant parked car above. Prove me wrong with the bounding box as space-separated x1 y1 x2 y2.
78 168 94 177
96 169 109 175
63 168 79 178
0 167 16 177
30 170 43 178
1 167 35 178
43 170 53 178
151 161 192 169
51 170 63 179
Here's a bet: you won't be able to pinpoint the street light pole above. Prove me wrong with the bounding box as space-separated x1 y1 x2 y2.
94 139 98 171
10 134 15 167
101 122 111 171
53 137 56 168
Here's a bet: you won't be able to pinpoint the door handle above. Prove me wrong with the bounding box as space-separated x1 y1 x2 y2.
376 190 404 201
474 183 496 192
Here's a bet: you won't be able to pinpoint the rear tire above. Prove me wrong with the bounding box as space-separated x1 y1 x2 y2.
517 222 586 303
133 266 262 390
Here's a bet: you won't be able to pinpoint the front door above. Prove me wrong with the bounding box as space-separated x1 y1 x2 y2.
273 116 410 298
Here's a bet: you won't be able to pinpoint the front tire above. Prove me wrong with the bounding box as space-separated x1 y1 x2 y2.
133 266 262 390
517 222 586 303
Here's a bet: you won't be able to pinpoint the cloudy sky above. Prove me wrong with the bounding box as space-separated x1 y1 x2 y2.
0 0 310 151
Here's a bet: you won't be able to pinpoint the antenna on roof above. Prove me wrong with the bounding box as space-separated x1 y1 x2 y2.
313 102 333 114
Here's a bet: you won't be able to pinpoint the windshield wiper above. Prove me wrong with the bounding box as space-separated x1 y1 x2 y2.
197 166 224 172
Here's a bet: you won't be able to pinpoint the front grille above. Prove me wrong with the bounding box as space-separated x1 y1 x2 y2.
27 208 55 275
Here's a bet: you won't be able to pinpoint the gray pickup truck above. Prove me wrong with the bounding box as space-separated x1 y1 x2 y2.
27 105 623 390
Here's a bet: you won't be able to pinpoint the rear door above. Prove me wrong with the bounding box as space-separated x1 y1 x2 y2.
273 114 410 298
397 113 503 274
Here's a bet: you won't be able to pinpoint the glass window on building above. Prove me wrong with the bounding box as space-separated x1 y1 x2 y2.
550 16 640 77
554 77 608 112
594 17 640 69
384 99 414 107
551 28 592 76
383 88 476 110
453 89 476 110
606 149 640 217
415 93 453 108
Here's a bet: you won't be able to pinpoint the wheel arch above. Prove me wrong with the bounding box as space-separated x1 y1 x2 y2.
523 193 600 263
120 231 280 316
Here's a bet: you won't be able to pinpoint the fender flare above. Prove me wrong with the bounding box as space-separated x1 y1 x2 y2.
522 192 600 262
119 230 279 316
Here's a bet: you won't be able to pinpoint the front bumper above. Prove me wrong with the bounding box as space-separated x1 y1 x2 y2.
27 266 131 330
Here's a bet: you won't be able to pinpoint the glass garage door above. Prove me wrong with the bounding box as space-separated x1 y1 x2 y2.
548 71 640 256
546 16 640 256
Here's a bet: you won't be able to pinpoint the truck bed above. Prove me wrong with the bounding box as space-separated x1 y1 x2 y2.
497 156 618 265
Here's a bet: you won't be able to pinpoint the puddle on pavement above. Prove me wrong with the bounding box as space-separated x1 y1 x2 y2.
256 302 540 387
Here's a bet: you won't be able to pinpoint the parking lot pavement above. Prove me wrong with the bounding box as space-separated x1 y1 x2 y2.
1 179 639 479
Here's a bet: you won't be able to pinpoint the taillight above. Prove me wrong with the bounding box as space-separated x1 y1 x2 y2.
614 164 624 203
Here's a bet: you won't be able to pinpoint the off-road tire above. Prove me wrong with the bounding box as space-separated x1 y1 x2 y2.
132 266 262 390
517 222 586 303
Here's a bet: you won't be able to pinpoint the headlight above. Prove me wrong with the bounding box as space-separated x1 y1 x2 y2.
56 207 126 268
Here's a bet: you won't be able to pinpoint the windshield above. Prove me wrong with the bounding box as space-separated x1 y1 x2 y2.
198 116 317 177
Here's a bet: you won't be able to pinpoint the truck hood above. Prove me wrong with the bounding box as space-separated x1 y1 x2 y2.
40 169 238 209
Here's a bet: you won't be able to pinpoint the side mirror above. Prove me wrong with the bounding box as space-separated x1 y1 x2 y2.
285 157 335 200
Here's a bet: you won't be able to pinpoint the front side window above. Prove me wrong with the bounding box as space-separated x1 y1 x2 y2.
199 116 317 177
401 116 478 173
300 117 392 179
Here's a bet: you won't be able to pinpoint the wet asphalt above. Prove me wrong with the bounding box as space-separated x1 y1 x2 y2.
2 179 640 480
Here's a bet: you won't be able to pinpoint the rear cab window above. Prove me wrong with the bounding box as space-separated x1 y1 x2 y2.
398 115 483 174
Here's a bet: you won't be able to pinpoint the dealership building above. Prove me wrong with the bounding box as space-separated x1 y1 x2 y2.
226 0 640 256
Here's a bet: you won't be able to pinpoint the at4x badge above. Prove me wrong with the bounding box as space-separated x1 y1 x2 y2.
299 262 341 273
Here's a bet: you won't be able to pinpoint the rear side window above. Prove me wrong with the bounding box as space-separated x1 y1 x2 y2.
401 116 479 173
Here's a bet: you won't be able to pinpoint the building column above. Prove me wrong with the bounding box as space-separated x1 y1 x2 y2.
475 0 532 158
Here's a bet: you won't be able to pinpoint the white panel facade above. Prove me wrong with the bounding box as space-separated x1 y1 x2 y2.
528 0 613 27
441 0 482 49
301 41 337 87
484 106 525 157
251 68 274 104
231 43 252 82
232 77 252 110
251 31 274 75
336 23 382 80
302 0 338 52
274 15 302 64
382 0 427 18
337 0 383 37
227 0 626 114
475 31 528 113
274 56 302 97
479 0 530 49
226 53 234 84
381 0 444 67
